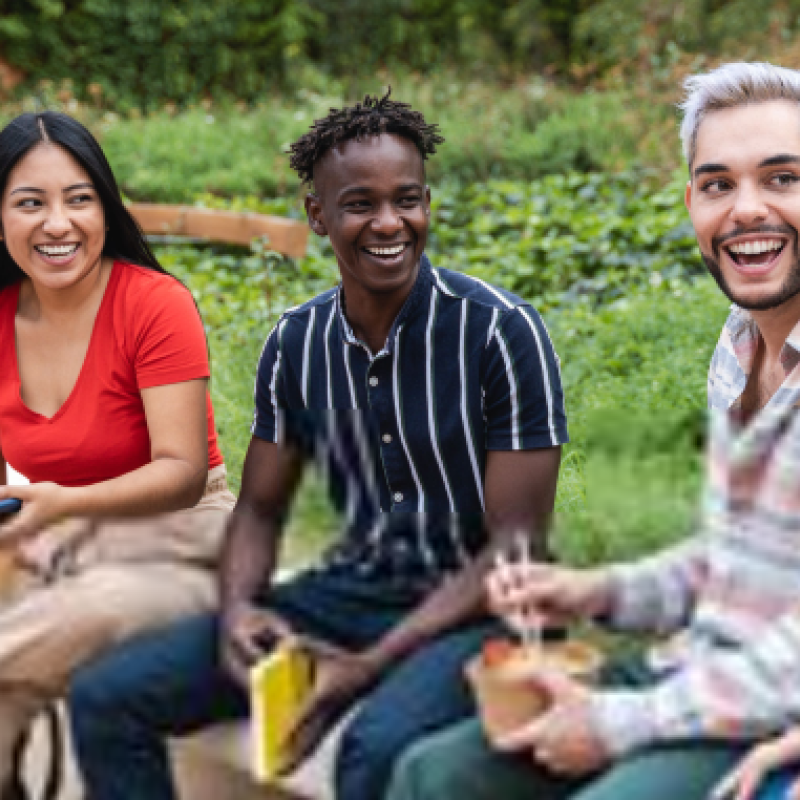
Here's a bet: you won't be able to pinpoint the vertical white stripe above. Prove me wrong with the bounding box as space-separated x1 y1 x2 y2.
416 513 437 576
301 306 316 405
494 328 521 450
487 308 500 347
425 292 455 510
323 303 335 408
392 324 425 511
472 275 513 308
351 409 380 514
259 319 286 441
431 268 457 297
459 302 485 507
327 416 359 529
343 342 357 408
519 307 557 446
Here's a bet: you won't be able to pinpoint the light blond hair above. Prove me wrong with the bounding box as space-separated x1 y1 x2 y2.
680 61 800 168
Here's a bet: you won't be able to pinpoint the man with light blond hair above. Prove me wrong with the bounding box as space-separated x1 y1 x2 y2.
385 60 800 800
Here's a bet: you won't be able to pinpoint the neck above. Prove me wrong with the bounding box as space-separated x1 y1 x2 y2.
22 257 110 323
341 262 420 355
749 292 800 365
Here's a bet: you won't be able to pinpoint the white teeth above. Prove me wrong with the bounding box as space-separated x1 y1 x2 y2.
35 244 79 256
366 245 405 256
728 239 783 255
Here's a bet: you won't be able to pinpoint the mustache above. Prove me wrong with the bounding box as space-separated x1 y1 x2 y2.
712 224 796 251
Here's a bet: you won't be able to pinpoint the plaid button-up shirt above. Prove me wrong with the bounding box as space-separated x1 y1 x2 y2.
591 304 800 756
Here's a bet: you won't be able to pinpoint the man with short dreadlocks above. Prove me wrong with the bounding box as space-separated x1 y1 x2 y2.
66 92 569 800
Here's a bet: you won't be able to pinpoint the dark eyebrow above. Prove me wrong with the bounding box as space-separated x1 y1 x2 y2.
693 163 728 179
758 154 800 168
693 154 800 179
338 186 371 200
9 182 94 197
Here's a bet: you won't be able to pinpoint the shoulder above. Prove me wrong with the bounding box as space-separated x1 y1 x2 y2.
270 286 338 343
114 261 198 325
430 266 527 313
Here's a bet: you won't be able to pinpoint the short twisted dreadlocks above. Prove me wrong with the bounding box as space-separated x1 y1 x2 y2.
288 89 444 185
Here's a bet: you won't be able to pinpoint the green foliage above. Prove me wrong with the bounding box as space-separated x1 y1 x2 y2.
158 174 726 562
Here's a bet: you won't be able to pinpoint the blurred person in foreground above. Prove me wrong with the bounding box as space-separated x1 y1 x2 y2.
0 112 235 800
385 61 800 800
65 91 569 800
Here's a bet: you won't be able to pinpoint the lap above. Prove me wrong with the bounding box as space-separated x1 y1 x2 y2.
575 742 744 800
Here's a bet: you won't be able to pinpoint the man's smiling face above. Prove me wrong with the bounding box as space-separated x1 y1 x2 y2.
305 133 430 298
686 100 800 311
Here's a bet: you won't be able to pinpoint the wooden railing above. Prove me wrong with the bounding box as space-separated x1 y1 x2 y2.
128 203 309 259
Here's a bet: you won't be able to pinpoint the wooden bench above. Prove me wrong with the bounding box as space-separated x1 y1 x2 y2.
128 204 309 258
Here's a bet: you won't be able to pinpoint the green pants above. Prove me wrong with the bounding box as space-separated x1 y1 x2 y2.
386 657 746 800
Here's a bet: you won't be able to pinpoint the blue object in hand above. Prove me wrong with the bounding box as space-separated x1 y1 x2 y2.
0 498 22 514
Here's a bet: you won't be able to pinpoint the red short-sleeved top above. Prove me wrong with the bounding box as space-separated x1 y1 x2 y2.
0 261 224 487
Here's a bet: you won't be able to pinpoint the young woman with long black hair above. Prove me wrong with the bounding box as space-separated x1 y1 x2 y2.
0 112 234 798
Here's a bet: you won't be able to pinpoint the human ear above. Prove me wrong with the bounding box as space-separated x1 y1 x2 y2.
684 180 692 213
304 193 328 238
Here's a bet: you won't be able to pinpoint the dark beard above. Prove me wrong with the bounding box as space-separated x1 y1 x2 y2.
702 229 800 311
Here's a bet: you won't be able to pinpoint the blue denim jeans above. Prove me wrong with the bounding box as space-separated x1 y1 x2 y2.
754 771 800 800
67 566 500 800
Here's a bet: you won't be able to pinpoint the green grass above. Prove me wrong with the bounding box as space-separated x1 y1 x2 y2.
159 178 728 565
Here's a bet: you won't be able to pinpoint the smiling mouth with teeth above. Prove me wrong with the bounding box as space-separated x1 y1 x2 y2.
363 244 407 258
725 239 785 267
35 244 80 257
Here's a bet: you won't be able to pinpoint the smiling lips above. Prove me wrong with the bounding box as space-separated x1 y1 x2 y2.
363 243 408 259
725 237 786 270
34 243 81 263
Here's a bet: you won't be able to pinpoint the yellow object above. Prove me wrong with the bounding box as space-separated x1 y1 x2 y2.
250 643 313 782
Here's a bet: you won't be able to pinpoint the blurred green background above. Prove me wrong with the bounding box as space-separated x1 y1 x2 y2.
2 0 780 562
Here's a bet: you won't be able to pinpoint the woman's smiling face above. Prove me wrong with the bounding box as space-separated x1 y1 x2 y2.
1 142 106 292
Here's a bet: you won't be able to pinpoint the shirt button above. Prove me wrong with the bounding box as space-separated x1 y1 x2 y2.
393 492 403 503
369 376 379 387
382 434 393 444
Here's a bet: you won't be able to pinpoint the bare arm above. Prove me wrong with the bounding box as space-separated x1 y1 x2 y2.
218 435 306 685
219 436 305 611
361 446 562 674
0 378 209 542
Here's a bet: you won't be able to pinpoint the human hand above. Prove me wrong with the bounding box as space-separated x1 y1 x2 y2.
0 482 71 548
283 637 380 773
711 732 800 800
494 669 610 777
485 560 612 630
220 601 294 688
15 518 95 577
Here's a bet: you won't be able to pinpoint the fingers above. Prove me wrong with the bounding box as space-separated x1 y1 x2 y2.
494 718 545 752
713 742 794 800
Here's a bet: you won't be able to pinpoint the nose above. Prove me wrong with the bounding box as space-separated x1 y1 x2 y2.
42 203 72 237
371 202 402 235
730 179 769 228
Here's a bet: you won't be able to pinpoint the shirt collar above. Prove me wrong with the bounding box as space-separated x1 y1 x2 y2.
726 303 800 378
335 254 433 356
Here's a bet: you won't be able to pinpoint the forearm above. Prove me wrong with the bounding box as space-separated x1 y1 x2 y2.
604 535 708 634
591 609 800 756
364 530 520 673
219 504 282 612
60 456 207 519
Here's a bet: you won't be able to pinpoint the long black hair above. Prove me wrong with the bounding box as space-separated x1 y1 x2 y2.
0 111 165 290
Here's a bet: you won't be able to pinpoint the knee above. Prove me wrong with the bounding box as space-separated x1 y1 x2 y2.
335 715 408 800
386 734 473 800
67 656 135 742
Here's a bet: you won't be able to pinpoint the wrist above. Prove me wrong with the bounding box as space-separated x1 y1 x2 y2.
583 570 616 619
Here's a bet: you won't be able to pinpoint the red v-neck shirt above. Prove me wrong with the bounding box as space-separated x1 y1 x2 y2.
0 261 223 486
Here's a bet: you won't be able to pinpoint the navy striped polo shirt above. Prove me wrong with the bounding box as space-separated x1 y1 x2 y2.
253 255 568 587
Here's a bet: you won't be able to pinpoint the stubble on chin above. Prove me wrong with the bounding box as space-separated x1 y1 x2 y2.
701 249 800 311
